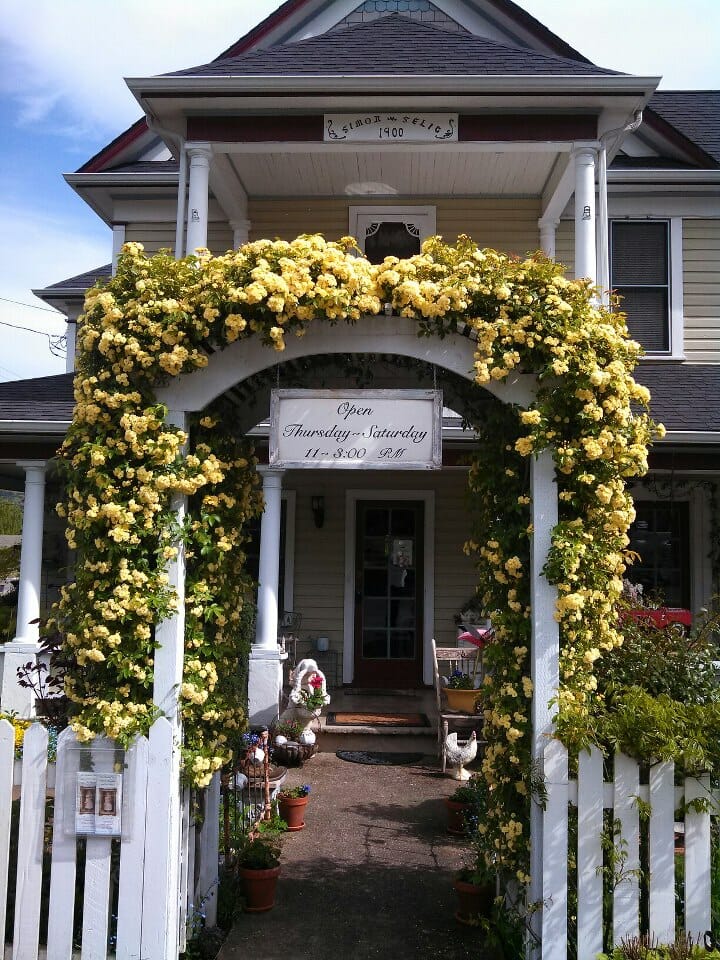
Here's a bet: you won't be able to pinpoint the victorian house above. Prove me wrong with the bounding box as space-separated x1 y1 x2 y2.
1 0 718 716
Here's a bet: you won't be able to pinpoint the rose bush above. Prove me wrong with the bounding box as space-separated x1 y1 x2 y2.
52 234 658 880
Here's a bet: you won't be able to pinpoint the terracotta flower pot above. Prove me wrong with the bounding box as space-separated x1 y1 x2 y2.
240 865 281 912
278 795 308 831
444 797 471 835
453 878 494 926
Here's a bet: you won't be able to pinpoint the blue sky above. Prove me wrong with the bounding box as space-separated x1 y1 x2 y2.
1 0 718 382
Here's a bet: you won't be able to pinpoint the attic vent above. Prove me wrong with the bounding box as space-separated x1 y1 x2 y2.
330 0 467 34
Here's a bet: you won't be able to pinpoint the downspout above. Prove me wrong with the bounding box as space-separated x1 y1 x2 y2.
146 115 187 259
598 110 643 303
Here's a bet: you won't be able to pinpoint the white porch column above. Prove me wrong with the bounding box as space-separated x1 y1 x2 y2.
539 218 558 259
573 147 597 283
230 218 251 249
528 449 559 950
248 467 287 726
185 142 213 255
1 461 47 716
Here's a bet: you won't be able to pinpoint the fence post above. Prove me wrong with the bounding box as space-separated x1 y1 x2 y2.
542 740 568 960
613 753 640 943
141 717 182 959
577 746 603 960
13 722 48 960
46 727 80 958
648 761 675 943
196 774 221 929
0 720 15 949
685 775 712 941
116 734 149 960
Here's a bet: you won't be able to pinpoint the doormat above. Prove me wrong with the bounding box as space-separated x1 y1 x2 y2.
327 712 430 728
336 750 425 766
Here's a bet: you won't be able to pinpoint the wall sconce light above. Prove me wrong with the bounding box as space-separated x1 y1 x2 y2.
582 205 592 221
311 495 325 529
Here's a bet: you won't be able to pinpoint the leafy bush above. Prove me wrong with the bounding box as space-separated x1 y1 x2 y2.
580 602 720 773
599 607 720 706
597 933 720 958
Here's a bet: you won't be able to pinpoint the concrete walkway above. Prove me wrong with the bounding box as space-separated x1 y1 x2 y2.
218 750 487 960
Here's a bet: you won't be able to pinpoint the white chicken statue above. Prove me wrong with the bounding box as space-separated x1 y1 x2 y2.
444 730 478 780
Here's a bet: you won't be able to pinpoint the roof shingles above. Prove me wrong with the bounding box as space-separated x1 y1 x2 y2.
0 374 75 423
648 91 720 166
165 13 623 79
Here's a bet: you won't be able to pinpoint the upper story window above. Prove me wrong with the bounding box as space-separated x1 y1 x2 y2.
349 206 436 264
610 220 671 354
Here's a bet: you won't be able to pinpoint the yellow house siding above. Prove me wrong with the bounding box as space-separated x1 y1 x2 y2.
124 223 234 255
555 220 575 277
436 199 541 254
683 219 720 362
248 198 541 255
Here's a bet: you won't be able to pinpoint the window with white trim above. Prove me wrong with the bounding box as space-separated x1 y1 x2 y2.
349 206 436 264
611 220 671 353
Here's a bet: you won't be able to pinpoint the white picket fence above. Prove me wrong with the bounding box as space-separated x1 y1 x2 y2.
0 718 219 960
542 741 717 960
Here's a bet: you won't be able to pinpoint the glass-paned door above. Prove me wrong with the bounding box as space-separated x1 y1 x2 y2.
353 501 424 688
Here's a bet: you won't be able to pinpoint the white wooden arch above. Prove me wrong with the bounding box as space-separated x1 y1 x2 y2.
154 311 558 928
156 315 537 411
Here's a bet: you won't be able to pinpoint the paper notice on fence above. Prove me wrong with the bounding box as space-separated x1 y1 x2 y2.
75 773 97 834
95 773 122 835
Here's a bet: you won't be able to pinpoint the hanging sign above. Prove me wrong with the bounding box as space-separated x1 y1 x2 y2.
325 113 457 143
270 389 442 470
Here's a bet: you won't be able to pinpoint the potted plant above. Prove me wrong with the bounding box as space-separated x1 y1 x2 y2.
453 862 495 926
272 720 317 766
443 670 481 712
277 784 311 831
237 834 282 912
445 781 477 836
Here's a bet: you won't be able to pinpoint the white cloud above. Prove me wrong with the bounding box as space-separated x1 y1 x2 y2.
0 201 109 382
521 0 720 89
1 1 281 137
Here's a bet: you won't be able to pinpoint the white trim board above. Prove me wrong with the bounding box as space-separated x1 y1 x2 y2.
343 489 435 686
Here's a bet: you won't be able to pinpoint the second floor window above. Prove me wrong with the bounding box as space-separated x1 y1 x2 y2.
611 220 670 353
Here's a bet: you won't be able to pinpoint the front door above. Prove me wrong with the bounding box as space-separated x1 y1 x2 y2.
353 501 424 688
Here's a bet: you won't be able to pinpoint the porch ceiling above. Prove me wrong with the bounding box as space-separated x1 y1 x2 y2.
226 147 558 197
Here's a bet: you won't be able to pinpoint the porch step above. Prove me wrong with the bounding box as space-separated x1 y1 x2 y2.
316 688 438 754
319 718 436 737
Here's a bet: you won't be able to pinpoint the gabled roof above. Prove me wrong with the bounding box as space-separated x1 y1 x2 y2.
41 264 112 292
81 0 601 172
647 91 720 166
166 13 621 79
215 0 594 64
33 264 111 312
0 374 74 424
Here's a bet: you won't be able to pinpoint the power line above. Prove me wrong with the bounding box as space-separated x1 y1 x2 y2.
0 318 62 337
0 320 66 357
0 296 64 316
